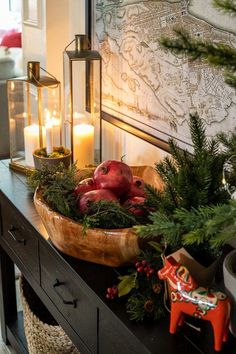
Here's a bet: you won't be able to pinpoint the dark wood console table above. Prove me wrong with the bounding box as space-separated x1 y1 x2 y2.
0 160 235 354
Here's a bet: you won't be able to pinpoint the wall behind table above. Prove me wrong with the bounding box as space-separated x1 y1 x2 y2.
21 0 169 166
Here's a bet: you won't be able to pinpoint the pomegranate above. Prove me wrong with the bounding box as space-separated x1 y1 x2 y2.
78 189 118 214
127 176 146 198
124 196 147 216
93 160 133 197
74 178 96 196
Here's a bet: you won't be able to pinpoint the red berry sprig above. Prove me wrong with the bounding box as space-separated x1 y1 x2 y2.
106 286 118 300
135 260 155 277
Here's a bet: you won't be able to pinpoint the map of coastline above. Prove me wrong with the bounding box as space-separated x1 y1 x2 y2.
94 0 236 146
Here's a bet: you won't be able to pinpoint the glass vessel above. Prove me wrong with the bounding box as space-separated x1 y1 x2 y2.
7 61 61 172
63 34 101 168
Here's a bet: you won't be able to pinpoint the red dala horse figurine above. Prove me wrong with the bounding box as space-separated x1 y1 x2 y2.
158 256 230 351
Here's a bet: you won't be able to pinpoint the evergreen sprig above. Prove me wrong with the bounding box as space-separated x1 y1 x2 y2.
217 129 236 157
160 16 236 88
27 163 78 218
213 0 236 14
137 201 236 264
155 113 229 212
82 200 138 229
135 211 181 248
114 247 165 322
135 110 236 261
144 184 162 209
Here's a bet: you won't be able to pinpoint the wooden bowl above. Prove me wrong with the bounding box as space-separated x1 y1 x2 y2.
34 166 164 267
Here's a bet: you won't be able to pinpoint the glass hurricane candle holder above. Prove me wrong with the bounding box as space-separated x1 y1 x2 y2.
7 61 62 172
63 34 101 168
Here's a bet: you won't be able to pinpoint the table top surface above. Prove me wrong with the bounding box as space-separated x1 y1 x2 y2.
0 160 236 354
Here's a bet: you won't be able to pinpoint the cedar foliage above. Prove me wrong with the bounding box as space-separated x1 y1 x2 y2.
160 0 236 88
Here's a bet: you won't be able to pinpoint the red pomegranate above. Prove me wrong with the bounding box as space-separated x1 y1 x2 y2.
124 196 147 216
93 160 133 197
128 176 146 198
74 178 96 196
78 189 118 214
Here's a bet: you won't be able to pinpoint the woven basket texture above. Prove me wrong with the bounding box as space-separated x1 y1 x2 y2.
19 276 80 354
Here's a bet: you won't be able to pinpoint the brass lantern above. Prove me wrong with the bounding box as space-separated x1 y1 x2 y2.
63 34 101 168
7 61 62 172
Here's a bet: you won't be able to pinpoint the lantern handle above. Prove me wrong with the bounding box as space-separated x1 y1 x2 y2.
64 38 76 51
64 35 91 52
40 66 60 86
28 65 60 89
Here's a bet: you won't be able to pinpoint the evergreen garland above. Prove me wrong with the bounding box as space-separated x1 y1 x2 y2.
160 0 236 88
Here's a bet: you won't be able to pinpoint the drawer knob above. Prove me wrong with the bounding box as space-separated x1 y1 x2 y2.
8 225 26 245
53 279 77 308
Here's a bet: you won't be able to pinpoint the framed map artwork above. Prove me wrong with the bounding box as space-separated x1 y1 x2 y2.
88 0 236 151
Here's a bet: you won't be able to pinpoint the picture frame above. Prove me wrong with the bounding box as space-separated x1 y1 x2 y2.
88 1 236 153
23 0 41 28
86 0 171 152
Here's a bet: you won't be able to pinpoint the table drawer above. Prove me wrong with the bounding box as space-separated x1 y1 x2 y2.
40 245 97 354
1 197 39 280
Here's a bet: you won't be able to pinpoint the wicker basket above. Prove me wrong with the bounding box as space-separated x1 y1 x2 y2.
19 276 80 354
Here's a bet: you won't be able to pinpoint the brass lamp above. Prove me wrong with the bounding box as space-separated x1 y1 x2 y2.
63 34 101 168
7 61 62 172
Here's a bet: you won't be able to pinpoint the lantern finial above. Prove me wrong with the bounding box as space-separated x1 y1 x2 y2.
75 34 90 52
27 61 40 81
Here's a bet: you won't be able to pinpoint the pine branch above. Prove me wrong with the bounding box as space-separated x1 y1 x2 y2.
144 184 162 208
161 28 236 70
217 130 236 153
155 156 179 209
207 139 220 156
160 28 236 88
225 71 236 89
135 211 182 249
178 201 236 250
83 200 137 229
213 0 236 14
168 139 191 167
182 229 208 246
154 114 229 211
189 113 207 153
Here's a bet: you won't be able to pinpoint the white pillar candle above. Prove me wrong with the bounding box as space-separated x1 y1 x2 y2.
24 124 40 167
51 117 61 147
45 119 53 155
44 110 53 154
73 123 94 168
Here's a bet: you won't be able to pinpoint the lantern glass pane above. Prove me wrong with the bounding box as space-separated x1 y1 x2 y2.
8 79 61 170
63 51 71 150
63 53 101 168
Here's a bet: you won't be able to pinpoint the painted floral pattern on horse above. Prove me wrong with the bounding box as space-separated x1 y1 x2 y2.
158 257 231 352
170 264 228 318
171 287 227 318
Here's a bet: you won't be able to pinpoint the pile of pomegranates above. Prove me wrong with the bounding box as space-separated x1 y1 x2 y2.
74 160 148 217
